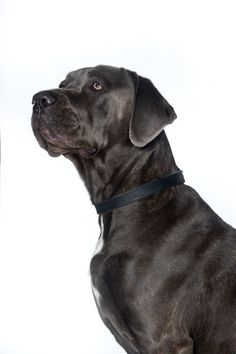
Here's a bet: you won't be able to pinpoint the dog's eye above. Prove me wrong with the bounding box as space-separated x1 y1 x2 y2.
92 82 103 91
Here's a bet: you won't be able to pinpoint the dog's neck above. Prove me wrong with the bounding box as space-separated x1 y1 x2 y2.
64 131 178 205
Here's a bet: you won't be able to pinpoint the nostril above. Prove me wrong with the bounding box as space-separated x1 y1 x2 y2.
41 96 50 106
41 95 57 107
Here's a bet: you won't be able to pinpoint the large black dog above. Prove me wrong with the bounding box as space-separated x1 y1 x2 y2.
32 65 236 354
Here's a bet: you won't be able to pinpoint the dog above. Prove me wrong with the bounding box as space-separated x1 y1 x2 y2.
31 65 236 354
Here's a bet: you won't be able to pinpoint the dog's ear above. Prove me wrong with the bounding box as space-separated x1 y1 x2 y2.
128 71 177 147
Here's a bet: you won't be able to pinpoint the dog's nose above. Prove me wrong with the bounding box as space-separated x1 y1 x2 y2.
32 91 57 108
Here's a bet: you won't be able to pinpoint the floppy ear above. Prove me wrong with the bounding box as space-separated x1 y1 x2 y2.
128 72 177 147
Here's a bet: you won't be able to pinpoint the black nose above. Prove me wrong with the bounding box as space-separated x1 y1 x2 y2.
32 90 57 108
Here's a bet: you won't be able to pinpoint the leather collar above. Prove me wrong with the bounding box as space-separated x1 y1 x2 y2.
94 170 185 214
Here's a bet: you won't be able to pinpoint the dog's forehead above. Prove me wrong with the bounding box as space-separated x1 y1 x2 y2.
64 67 91 85
66 65 126 85
88 65 123 79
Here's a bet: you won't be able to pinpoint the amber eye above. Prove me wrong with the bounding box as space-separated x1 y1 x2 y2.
92 82 103 91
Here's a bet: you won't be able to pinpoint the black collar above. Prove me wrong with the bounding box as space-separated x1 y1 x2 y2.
94 170 185 214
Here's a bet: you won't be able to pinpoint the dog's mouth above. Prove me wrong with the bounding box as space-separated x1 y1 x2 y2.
31 107 97 158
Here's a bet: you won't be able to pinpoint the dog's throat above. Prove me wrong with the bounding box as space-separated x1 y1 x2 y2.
94 170 185 214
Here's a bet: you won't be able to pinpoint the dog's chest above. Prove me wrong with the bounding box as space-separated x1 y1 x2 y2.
90 216 105 305
90 215 126 321
90 214 115 306
89 216 141 353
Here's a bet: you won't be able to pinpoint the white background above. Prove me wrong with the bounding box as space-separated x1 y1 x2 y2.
1 1 236 353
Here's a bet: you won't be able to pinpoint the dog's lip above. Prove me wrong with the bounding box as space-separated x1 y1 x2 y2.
42 137 98 158
46 141 66 157
43 135 97 154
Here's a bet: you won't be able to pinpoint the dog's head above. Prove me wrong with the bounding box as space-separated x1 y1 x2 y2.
31 65 176 158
